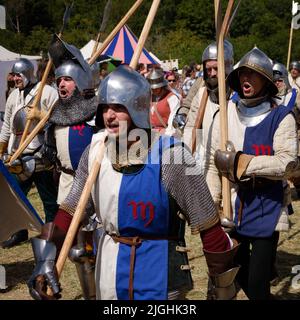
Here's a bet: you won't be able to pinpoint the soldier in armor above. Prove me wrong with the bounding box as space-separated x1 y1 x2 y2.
288 61 300 91
28 64 240 300
206 47 298 299
0 58 59 248
31 35 99 300
273 62 297 109
147 67 180 136
174 40 234 174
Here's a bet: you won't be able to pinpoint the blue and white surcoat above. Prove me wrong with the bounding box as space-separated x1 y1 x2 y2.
89 132 192 300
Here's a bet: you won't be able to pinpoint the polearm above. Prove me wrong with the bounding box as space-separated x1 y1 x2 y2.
190 0 238 155
89 0 144 65
287 21 294 69
17 3 73 147
91 0 112 57
9 3 74 165
51 0 160 294
217 0 235 222
190 0 221 155
9 0 144 165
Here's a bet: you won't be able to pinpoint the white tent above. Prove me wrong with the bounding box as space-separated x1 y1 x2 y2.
0 45 41 129
80 39 103 60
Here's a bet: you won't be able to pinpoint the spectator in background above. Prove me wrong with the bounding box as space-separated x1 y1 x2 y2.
182 67 196 98
5 72 15 101
137 63 147 77
166 71 182 100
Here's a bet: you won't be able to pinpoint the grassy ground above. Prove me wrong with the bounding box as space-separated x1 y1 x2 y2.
1 187 300 300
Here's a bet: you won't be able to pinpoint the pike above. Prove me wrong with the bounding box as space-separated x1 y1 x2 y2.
9 2 74 165
9 0 145 165
216 0 236 224
91 0 112 57
46 0 161 297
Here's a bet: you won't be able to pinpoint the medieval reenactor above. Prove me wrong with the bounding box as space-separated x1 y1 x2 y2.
173 40 234 174
146 68 180 136
0 58 59 248
31 35 100 299
206 47 298 299
28 65 240 300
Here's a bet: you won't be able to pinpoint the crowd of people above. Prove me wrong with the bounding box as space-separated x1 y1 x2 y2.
1 33 300 301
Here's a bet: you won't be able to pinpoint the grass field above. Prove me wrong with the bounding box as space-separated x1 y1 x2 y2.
0 186 300 300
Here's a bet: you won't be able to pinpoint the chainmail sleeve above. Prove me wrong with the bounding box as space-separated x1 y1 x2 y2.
59 144 97 220
161 144 219 234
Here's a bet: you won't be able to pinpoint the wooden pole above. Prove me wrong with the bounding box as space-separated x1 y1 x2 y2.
89 0 144 65
287 21 294 69
217 0 235 221
191 89 208 155
129 0 161 69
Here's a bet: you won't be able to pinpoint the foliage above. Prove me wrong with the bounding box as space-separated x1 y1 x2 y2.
0 0 298 68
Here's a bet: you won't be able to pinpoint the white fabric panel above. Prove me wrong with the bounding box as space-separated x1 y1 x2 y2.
54 126 73 204
98 234 119 300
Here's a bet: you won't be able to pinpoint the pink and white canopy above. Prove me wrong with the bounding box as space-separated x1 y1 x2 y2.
102 24 158 65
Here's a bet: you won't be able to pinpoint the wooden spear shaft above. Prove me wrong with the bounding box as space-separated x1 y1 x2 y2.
130 0 161 69
89 0 144 65
217 0 235 221
287 21 294 69
190 0 221 154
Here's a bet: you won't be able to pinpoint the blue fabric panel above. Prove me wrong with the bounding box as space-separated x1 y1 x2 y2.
235 105 291 237
104 30 120 57
68 124 93 170
116 136 178 300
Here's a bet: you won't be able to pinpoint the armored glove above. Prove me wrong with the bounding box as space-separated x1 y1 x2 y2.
203 239 240 300
172 113 187 132
28 223 66 300
214 141 253 183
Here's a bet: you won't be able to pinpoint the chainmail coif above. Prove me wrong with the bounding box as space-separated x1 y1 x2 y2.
49 93 98 126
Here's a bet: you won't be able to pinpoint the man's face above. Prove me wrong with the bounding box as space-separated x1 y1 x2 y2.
102 104 133 137
291 68 300 79
238 67 267 98
12 73 24 89
57 76 76 99
205 60 218 79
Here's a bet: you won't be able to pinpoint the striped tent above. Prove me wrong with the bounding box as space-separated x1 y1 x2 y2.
102 24 158 65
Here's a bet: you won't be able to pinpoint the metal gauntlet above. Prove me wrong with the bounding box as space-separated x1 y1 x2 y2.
28 238 61 300
203 241 240 300
27 223 66 300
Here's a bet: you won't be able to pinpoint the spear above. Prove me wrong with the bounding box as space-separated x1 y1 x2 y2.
91 0 112 57
9 0 144 165
9 3 74 164
217 0 235 224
